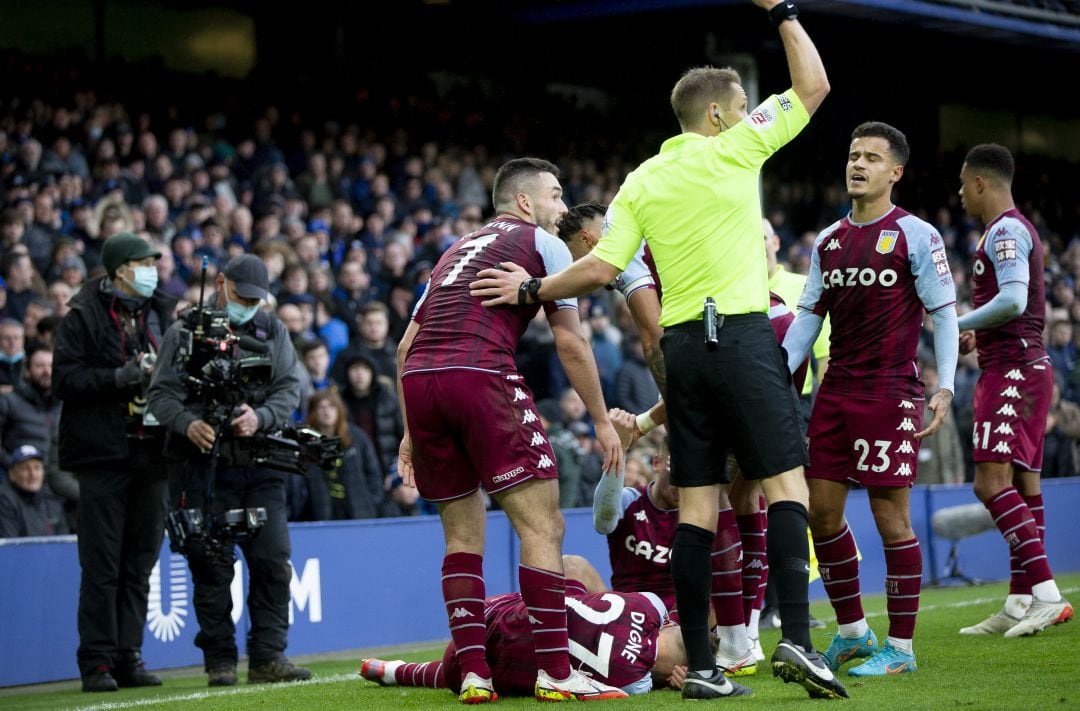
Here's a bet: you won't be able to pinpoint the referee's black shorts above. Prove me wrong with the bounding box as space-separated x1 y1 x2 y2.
662 312 807 487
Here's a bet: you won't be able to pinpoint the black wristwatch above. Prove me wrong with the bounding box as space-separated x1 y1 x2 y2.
518 277 542 306
768 0 798 27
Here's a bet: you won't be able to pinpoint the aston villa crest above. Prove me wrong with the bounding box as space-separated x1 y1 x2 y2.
876 230 899 254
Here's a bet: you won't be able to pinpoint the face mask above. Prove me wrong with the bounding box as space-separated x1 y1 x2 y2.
125 265 158 297
0 351 24 365
225 282 259 325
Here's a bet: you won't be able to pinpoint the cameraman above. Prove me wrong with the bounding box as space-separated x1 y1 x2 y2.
147 254 309 687
54 232 174 692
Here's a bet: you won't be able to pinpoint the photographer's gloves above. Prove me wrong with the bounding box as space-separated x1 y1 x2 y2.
115 357 150 389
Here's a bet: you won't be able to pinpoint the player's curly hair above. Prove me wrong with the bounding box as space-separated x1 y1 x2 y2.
670 66 742 131
492 157 560 212
556 202 607 242
851 121 911 166
964 143 1014 183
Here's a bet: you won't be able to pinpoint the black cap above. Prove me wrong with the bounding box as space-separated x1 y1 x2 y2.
102 232 162 278
535 399 562 425
10 444 44 466
222 254 269 300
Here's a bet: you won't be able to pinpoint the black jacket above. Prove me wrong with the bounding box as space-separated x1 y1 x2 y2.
341 376 403 474
53 277 175 471
288 425 387 520
0 479 69 537
0 378 60 469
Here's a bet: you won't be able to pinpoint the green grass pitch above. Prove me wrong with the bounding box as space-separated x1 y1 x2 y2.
4 573 1078 710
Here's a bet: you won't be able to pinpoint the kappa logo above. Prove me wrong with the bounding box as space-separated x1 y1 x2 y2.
492 466 525 484
897 418 916 432
746 558 765 570
996 404 1018 417
513 388 528 402
1000 386 1021 399
995 423 1016 436
895 463 913 477
451 607 474 619
824 238 842 251
522 409 538 424
1005 369 1025 381
530 432 546 447
876 230 900 254
538 455 554 468
992 441 1012 455
634 510 649 523
896 441 915 454
528 614 542 625
899 400 916 410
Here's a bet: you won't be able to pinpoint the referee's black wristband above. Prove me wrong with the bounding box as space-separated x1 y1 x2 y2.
768 0 799 27
518 277 542 306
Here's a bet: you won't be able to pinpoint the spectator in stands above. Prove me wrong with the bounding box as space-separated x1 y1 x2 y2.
1047 318 1076 386
537 398 584 508
587 301 622 402
346 301 398 382
3 251 40 322
1043 375 1080 478
0 344 61 466
24 191 62 273
288 390 386 520
341 350 403 475
55 232 174 692
313 297 349 365
300 338 332 390
0 444 68 537
613 335 660 415
0 318 26 392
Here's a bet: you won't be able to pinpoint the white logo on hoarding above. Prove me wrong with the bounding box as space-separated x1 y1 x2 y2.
147 554 189 643
288 558 323 625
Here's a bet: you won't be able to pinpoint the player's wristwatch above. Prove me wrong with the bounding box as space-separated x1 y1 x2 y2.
768 0 798 27
518 277 542 306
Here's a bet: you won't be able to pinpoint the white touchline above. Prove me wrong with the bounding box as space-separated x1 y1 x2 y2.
70 673 356 711
861 585 1078 621
63 584 1080 710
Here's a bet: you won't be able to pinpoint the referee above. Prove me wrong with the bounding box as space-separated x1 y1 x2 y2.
471 0 844 700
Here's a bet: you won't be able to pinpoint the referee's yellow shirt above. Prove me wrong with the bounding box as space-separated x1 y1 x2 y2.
593 89 810 327
769 264 830 396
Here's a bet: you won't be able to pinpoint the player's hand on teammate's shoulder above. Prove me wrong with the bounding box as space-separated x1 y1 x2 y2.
915 388 953 440
471 262 529 307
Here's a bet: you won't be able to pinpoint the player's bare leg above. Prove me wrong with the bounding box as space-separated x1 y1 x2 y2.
845 486 919 676
438 490 497 703
760 468 847 699
499 479 627 701
970 462 1072 637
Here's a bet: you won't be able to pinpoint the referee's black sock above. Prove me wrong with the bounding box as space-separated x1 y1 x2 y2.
671 522 716 672
767 500 813 651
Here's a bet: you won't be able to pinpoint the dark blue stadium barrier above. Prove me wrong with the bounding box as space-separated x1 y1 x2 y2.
2 479 1078 687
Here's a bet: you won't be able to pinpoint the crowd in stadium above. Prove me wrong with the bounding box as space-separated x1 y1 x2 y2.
1 47 1079 539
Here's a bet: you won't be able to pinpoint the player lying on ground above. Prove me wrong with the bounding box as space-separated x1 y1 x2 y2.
359 556 695 699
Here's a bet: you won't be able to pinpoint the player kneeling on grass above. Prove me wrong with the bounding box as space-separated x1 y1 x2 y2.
360 556 695 700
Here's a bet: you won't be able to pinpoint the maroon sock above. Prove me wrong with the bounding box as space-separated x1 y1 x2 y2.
395 661 447 689
519 564 571 680
711 508 745 627
1023 493 1045 543
814 523 864 624
442 553 489 679
986 488 1052 586
736 510 767 623
884 538 921 640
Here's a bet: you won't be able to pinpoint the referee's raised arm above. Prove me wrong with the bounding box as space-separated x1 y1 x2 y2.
759 0 830 115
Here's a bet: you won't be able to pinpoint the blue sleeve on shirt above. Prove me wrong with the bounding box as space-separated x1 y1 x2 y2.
535 228 578 310
899 214 956 314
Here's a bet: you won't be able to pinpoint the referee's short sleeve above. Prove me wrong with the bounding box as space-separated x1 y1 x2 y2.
719 90 810 169
591 190 642 273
